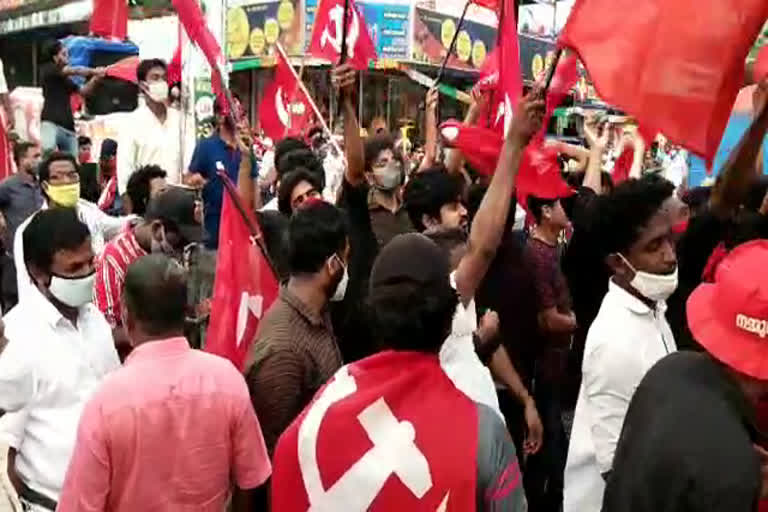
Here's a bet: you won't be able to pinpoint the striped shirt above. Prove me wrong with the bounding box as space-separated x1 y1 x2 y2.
94 223 147 328
244 286 343 454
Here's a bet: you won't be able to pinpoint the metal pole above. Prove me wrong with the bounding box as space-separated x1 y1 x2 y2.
434 0 471 86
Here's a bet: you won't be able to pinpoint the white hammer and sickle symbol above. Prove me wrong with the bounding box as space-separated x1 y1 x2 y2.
320 4 360 59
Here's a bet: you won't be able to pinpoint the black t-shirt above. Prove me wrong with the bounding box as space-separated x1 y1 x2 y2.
666 209 728 350
603 352 761 512
40 63 79 131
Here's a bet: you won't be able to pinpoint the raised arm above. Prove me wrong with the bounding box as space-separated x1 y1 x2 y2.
582 117 610 194
417 88 439 173
628 130 646 180
332 64 365 187
454 89 545 303
710 78 768 217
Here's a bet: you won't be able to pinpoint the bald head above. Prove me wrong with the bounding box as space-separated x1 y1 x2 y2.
123 254 187 340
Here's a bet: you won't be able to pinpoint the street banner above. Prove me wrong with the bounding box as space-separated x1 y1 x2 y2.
358 2 411 60
560 0 768 164
412 6 495 71
226 0 303 59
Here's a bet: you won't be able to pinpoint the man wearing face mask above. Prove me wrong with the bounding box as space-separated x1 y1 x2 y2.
117 59 182 197
12 152 131 304
94 187 202 360
245 200 347 454
0 208 120 511
564 174 678 512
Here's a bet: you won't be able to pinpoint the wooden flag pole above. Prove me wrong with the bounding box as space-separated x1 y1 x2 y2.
543 47 563 93
434 0 472 86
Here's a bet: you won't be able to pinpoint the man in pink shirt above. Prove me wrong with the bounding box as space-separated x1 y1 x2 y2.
58 254 271 511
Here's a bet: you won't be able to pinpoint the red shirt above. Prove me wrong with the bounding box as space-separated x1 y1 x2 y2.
57 337 271 511
94 223 147 327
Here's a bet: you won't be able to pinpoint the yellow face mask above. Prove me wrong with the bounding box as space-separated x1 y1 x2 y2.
45 182 80 208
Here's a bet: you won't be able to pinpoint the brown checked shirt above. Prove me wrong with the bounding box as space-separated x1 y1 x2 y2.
245 286 342 454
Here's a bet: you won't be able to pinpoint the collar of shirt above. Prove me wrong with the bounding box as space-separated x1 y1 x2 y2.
606 279 667 316
280 286 324 326
367 187 403 213
125 337 190 366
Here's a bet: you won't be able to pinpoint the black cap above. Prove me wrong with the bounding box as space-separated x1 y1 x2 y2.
145 187 202 244
100 139 117 159
370 233 451 292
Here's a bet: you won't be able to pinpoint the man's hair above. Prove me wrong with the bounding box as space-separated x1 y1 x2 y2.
126 165 167 216
23 208 90 272
136 58 167 83
256 210 290 282
425 227 468 257
275 148 324 185
77 136 92 148
744 176 768 212
526 196 558 225
122 254 187 336
364 134 396 173
39 151 78 183
565 170 614 192
278 168 323 215
13 141 36 166
594 174 676 257
288 201 347 275
274 137 310 166
42 40 62 63
403 168 464 232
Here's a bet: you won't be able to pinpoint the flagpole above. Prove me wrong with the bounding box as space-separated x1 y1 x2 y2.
276 42 344 157
543 47 563 93
335 0 351 122
217 170 278 277
434 0 472 86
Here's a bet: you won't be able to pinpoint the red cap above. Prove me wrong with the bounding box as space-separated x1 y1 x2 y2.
687 240 768 379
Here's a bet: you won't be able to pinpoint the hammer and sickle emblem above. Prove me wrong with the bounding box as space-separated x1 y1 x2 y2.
275 86 290 127
320 3 360 59
297 366 449 511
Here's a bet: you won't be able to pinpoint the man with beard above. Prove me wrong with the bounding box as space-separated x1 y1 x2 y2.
245 200 347 454
565 174 678 512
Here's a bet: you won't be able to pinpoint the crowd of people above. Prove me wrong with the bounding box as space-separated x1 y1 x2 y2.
0 32 766 512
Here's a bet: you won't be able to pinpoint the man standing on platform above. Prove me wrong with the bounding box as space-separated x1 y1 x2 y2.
117 59 182 195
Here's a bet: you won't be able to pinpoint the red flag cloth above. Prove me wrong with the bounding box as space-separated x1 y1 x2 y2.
541 52 580 133
204 178 279 371
308 0 377 70
172 0 228 111
611 146 634 185
756 45 768 82
471 0 499 11
493 0 522 136
516 138 575 208
559 0 768 164
106 56 140 84
90 0 128 40
258 52 313 141
439 120 502 176
272 351 479 511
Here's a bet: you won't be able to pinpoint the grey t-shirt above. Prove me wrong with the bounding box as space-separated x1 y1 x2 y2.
476 403 528 511
0 175 43 252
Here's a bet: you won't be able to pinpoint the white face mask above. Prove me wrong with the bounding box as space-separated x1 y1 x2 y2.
146 80 169 103
329 254 348 302
372 161 402 191
48 271 95 308
618 253 678 302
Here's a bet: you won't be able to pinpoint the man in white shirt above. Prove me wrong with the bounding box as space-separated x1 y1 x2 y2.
564 174 679 512
117 58 182 195
12 152 131 302
0 207 120 510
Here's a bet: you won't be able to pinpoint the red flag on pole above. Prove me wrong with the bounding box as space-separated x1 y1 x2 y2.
471 0 499 11
494 0 522 136
105 56 141 84
90 0 128 40
258 51 313 141
440 120 502 176
559 0 768 164
308 0 377 70
205 175 279 371
172 0 229 112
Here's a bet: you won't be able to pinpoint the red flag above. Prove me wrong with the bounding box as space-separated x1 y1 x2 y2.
756 45 768 83
90 0 128 40
439 120 502 176
308 0 377 70
205 176 279 371
105 56 140 84
541 52 580 133
516 138 575 208
172 0 229 111
258 52 313 141
471 0 499 11
272 351 482 511
611 146 635 185
559 0 768 164
493 0 522 136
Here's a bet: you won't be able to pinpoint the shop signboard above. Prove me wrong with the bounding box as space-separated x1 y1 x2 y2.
193 76 216 139
412 6 496 71
519 34 555 83
226 0 302 60
359 2 410 60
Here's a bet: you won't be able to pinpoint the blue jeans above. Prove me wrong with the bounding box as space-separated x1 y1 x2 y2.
40 121 77 157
